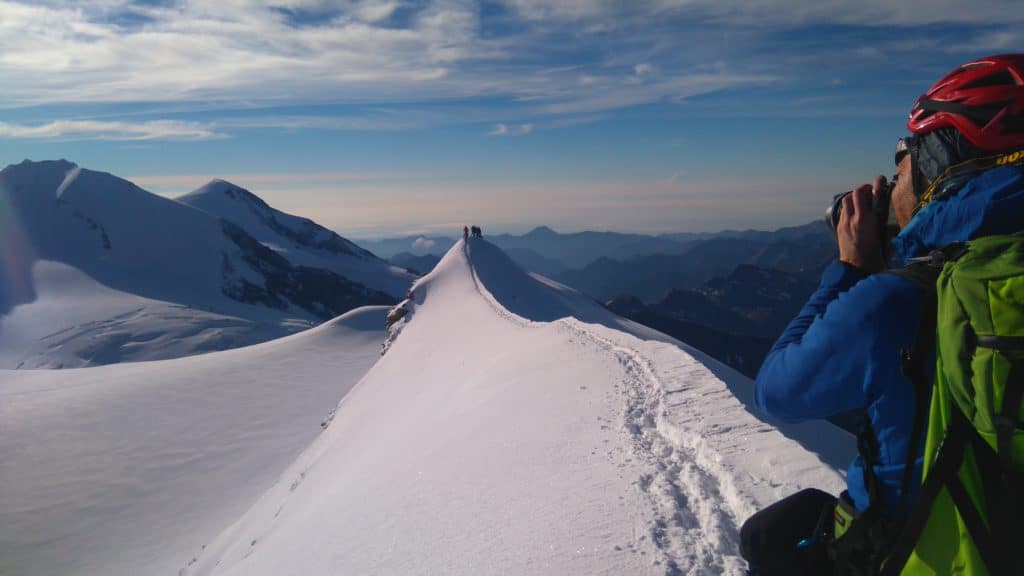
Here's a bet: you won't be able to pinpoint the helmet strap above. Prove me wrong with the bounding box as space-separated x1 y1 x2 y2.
910 136 925 202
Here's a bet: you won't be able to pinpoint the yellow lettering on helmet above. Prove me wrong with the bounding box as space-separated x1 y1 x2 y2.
996 151 1022 165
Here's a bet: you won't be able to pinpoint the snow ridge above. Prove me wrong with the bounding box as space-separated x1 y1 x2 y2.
392 237 844 573
185 237 850 576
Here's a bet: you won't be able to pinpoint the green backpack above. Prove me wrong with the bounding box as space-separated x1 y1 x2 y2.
880 234 1024 576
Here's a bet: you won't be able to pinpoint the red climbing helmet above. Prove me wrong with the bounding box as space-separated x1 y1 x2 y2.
908 54 1024 151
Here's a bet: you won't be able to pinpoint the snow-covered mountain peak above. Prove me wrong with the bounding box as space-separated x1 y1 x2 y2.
0 160 400 367
179 178 416 298
5 158 77 179
180 178 374 260
184 178 273 211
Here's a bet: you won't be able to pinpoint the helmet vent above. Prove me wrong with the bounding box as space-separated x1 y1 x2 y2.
1004 111 1024 134
963 101 1009 127
962 70 1018 90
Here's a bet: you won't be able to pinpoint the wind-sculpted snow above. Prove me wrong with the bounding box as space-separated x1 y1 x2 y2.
188 238 853 576
0 306 388 576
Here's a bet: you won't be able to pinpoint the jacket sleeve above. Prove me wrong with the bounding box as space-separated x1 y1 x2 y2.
754 262 919 422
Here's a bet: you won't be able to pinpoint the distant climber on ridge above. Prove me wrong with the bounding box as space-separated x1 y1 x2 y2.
463 226 469 241
741 54 1024 575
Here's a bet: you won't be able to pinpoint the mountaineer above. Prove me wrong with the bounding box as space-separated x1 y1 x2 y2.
741 54 1024 575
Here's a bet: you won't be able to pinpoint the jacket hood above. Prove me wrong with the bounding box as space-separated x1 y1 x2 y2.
892 163 1024 262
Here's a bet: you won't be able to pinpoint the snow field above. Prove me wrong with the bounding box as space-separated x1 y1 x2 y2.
0 261 312 368
0 306 388 576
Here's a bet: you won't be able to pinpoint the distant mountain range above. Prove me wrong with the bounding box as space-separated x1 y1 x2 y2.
370 221 836 380
368 222 834 299
571 230 832 300
364 226 703 266
0 160 410 367
388 252 442 276
604 264 822 377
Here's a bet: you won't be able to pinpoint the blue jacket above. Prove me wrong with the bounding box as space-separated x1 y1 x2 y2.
755 163 1024 514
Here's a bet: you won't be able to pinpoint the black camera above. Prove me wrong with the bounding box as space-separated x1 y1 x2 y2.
825 175 897 234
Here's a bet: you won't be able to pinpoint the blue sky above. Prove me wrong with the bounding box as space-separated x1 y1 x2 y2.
0 1 1020 238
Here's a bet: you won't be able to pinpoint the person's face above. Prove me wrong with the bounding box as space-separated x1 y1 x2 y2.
892 154 919 230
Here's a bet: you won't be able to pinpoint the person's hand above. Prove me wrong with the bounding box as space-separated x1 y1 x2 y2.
838 175 887 274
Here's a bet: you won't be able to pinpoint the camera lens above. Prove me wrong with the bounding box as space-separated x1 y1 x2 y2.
825 191 850 232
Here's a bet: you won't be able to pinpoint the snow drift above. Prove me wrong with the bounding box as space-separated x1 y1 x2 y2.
188 237 854 576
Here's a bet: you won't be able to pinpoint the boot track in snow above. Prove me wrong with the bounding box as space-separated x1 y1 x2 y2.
464 240 749 574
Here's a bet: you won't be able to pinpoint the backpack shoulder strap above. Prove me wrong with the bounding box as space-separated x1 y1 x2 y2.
885 261 941 513
833 260 944 575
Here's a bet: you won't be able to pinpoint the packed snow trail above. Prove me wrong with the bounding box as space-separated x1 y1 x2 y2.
190 238 852 576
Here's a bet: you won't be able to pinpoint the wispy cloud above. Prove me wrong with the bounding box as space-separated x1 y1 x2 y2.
0 1 787 120
0 119 224 141
411 237 437 251
488 123 534 136
506 0 1023 27
0 0 1017 142
215 112 442 132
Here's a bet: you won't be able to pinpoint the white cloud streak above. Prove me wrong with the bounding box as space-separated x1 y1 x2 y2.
0 0 776 115
0 0 1018 142
509 0 1023 27
488 122 533 136
0 119 224 141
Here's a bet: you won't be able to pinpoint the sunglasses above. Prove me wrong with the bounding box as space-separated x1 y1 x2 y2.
895 136 915 167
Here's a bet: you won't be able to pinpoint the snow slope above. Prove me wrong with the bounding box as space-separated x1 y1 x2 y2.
0 160 397 367
0 306 387 576
190 238 854 576
179 179 417 299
